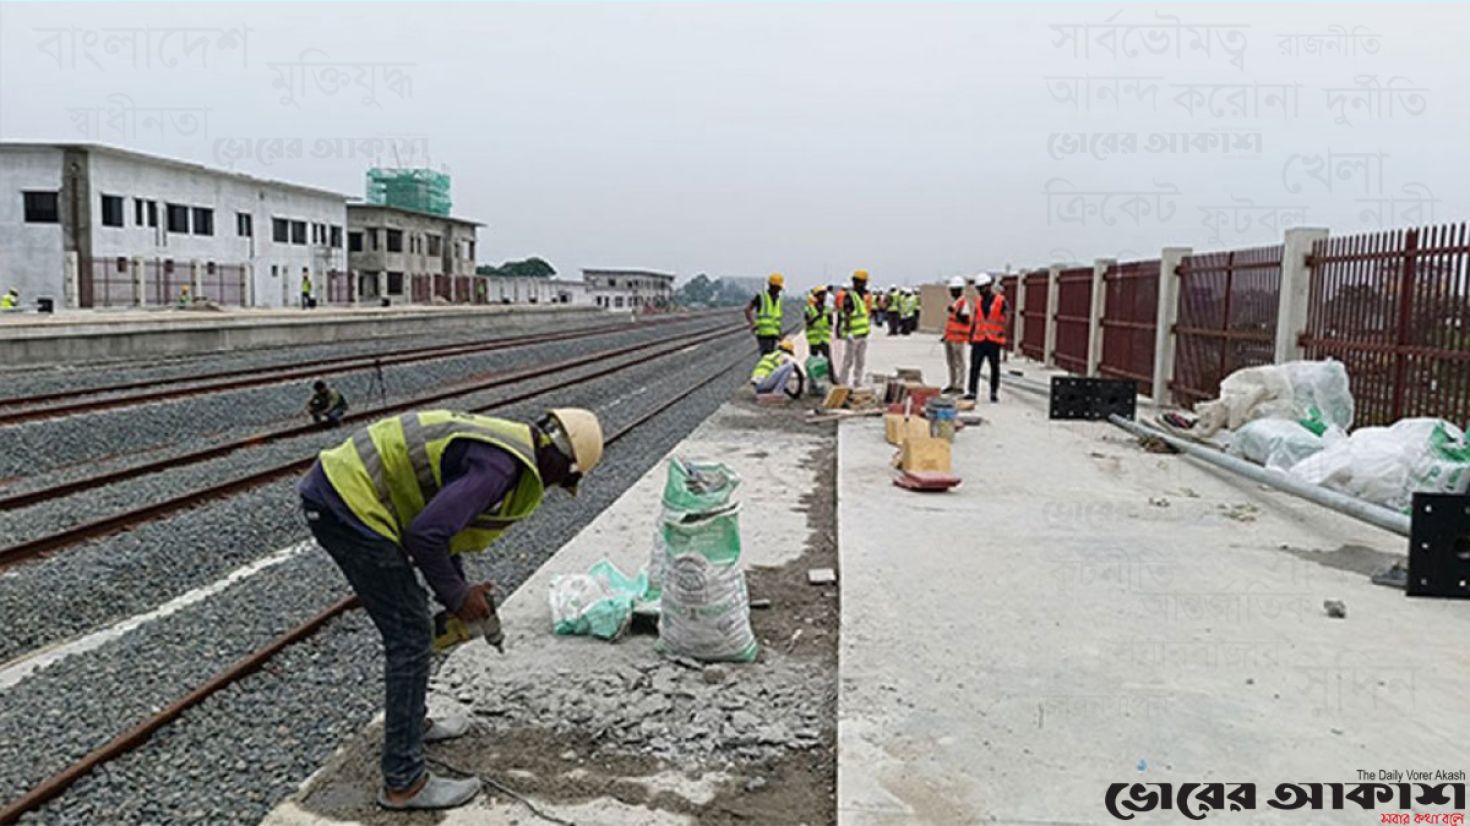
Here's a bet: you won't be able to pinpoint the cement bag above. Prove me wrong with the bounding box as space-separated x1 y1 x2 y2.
655 504 758 663
1228 418 1340 472
1289 419 1470 512
549 559 648 641
648 458 741 599
805 355 831 397
1195 360 1354 438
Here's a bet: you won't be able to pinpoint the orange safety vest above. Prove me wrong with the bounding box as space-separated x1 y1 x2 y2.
970 293 1007 345
943 296 972 343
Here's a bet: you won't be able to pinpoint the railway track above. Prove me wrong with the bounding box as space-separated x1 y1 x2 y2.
0 312 722 427
0 320 749 570
0 338 759 825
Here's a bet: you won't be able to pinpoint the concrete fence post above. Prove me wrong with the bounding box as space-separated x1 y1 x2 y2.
1013 274 1027 356
1276 227 1330 364
63 251 79 309
244 264 256 308
190 260 202 303
1088 258 1115 376
379 271 389 304
1043 265 1061 367
1152 247 1192 405
132 257 146 307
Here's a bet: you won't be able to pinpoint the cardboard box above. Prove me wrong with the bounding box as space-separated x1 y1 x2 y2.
899 426 952 473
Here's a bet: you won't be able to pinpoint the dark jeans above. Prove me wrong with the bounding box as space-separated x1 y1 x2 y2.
756 335 778 355
304 502 430 792
969 340 1002 397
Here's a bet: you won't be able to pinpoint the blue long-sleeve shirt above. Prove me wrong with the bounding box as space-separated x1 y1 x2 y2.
299 440 522 612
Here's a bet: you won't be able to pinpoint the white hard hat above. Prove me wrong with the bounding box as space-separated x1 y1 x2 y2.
948 276 965 289
975 273 993 287
545 407 604 480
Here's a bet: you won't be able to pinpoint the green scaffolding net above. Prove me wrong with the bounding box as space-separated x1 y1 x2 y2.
365 168 451 216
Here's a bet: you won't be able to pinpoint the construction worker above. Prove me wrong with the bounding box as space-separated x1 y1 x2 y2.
298 408 603 811
885 285 901 335
967 273 1008 402
744 272 784 354
897 288 916 336
836 269 873 387
803 286 832 362
750 338 804 397
301 268 313 309
0 288 18 310
306 380 349 427
941 276 972 394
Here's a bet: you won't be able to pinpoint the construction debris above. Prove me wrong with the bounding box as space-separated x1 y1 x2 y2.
1323 600 1347 619
806 568 837 585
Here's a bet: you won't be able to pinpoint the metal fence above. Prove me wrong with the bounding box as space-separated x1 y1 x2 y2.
433 274 451 302
1052 266 1093 374
144 259 191 306
411 274 431 303
1020 270 1049 360
200 263 246 306
1301 223 1470 427
81 257 135 308
453 275 472 304
1171 245 1282 407
1098 259 1160 394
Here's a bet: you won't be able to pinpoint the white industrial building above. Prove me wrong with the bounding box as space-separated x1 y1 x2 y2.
582 268 675 310
0 143 348 309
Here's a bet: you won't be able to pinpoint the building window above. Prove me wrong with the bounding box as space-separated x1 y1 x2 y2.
330 225 343 248
466 241 475 261
386 229 403 253
22 191 60 223
272 217 289 243
236 212 253 237
614 296 624 308
192 207 214 236
368 228 379 251
100 194 125 228
146 200 158 227
133 198 145 226
426 234 442 257
290 220 306 245
387 272 404 294
165 203 190 233
348 231 363 252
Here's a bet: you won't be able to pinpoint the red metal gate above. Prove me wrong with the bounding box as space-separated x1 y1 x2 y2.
325 269 354 305
1052 266 1093 374
81 257 135 308
1301 223 1470 427
1171 245 1282 407
146 259 191 306
453 276 471 304
433 274 451 302
998 274 1018 344
1020 270 1049 360
1099 259 1160 394
201 263 246 306
411 274 431 303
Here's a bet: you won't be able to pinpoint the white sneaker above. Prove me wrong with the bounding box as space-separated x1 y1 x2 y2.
378 772 480 810
424 715 472 743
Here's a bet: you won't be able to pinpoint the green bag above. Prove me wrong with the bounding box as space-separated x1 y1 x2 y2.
660 458 740 513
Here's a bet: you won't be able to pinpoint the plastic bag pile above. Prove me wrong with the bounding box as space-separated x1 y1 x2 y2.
1201 360 1470 511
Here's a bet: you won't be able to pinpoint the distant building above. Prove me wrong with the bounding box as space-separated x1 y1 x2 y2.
582 268 675 310
345 203 481 305
0 142 348 308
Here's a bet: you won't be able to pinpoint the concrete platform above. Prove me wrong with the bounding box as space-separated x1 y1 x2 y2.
261 401 836 824
837 335 1468 825
0 304 609 367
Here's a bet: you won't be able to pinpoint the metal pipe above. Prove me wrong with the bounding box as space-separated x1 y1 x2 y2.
1002 375 1413 537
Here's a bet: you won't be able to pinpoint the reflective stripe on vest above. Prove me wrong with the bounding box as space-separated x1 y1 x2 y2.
847 291 871 338
751 351 786 381
804 298 831 345
319 411 545 553
971 294 1007 344
944 297 972 342
755 291 782 336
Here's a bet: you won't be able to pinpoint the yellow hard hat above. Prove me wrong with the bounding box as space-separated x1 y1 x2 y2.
545 408 604 476
768 272 785 287
852 269 869 282
777 339 796 354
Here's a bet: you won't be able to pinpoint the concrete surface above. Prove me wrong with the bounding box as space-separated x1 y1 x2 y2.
0 304 609 367
261 402 831 825
837 335 1469 825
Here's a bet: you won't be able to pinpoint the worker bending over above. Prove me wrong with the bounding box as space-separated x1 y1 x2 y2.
0 289 19 310
306 380 349 427
966 273 1008 403
803 286 832 363
750 339 804 398
298 408 604 811
941 276 971 394
836 269 873 388
744 272 784 354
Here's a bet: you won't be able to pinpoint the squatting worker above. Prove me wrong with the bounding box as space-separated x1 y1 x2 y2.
836 269 873 387
750 338 803 397
306 380 349 427
744 272 784 354
941 276 971 394
803 285 832 363
298 408 604 811
966 273 1008 403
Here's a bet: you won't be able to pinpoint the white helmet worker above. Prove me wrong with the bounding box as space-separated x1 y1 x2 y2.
948 276 966 289
974 272 993 288
542 408 604 493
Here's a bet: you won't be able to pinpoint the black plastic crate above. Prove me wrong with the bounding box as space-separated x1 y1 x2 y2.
1407 493 1470 598
1048 376 1137 421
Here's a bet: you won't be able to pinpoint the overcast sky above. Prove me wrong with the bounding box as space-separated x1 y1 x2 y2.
2 3 1466 290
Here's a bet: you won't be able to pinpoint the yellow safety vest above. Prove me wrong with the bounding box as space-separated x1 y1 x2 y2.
847 291 871 338
318 411 545 554
804 297 831 345
0 294 14 309
751 351 789 381
755 291 783 337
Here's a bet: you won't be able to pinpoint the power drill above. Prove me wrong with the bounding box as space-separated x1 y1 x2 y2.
432 587 505 654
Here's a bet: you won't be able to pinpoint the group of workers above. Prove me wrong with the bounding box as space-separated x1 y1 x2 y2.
745 268 1007 402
